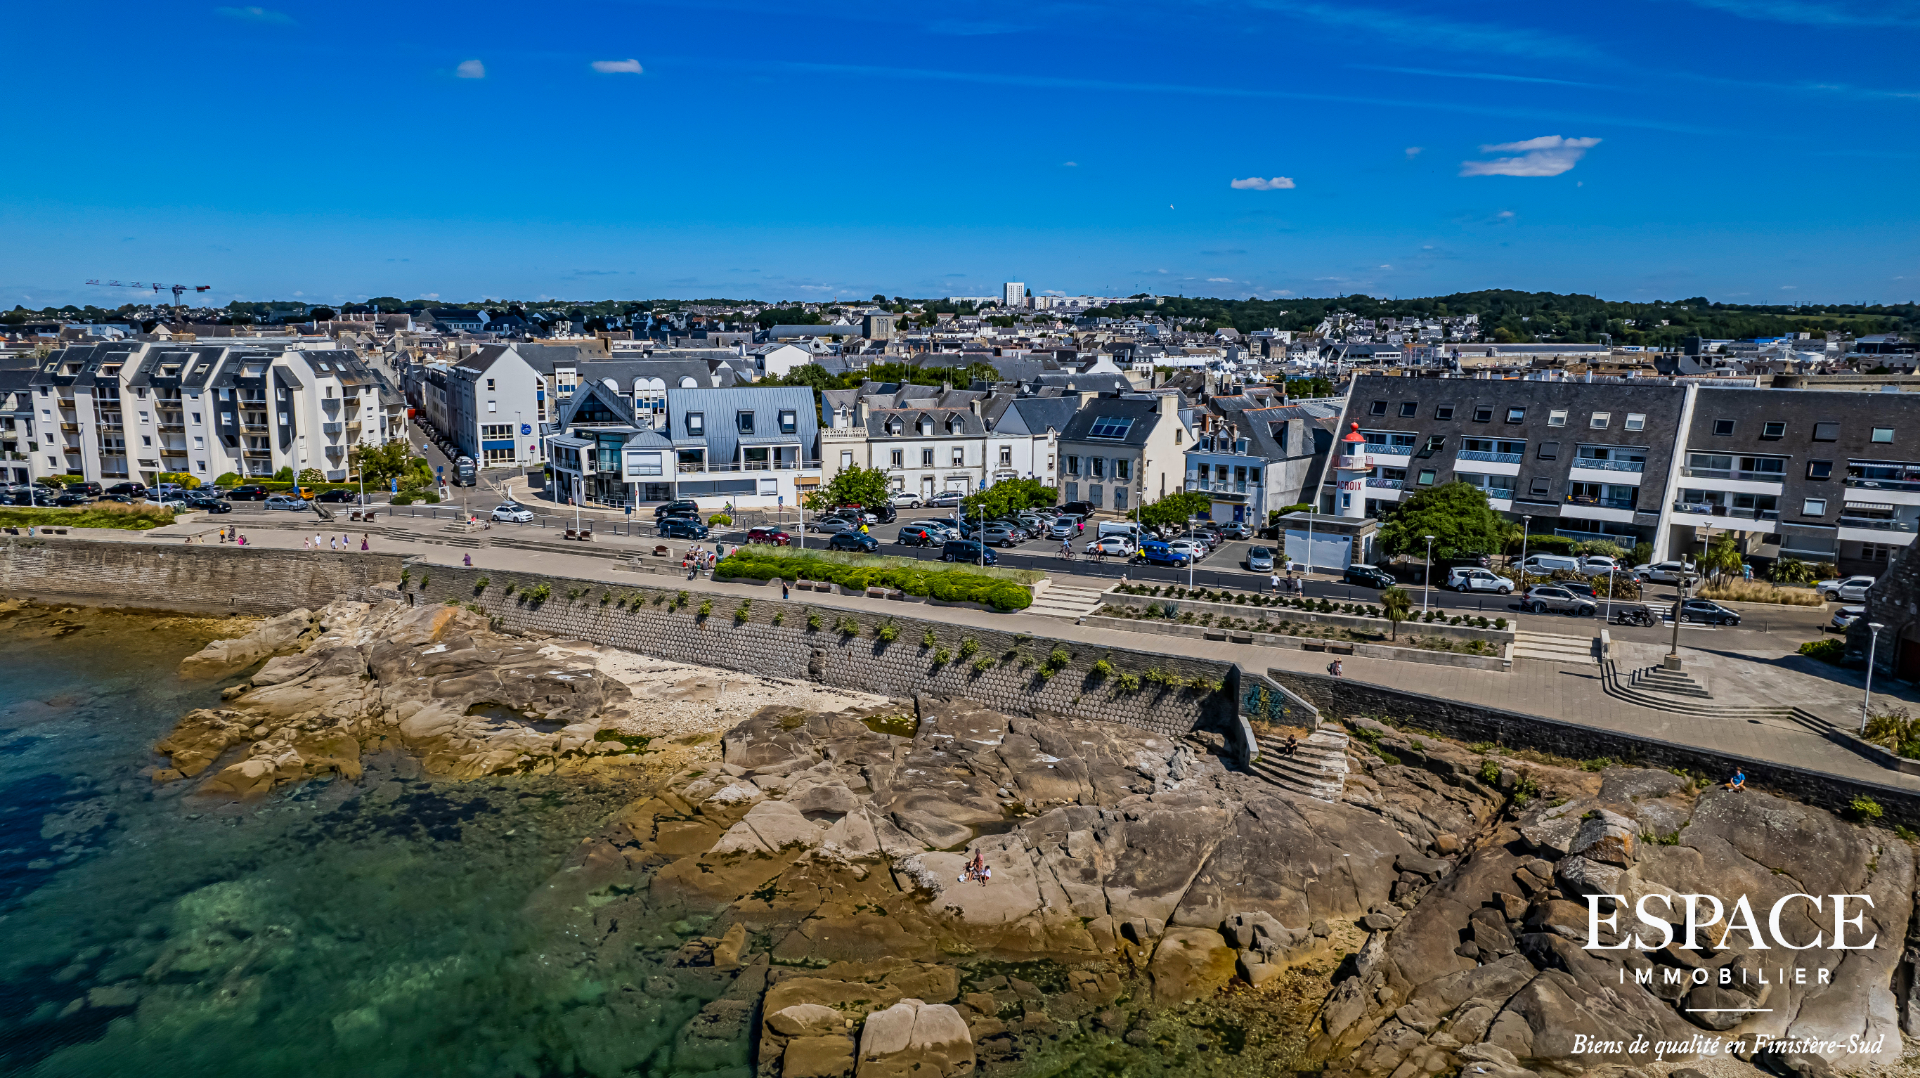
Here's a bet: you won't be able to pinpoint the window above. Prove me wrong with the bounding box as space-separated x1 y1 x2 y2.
1368 400 1388 416
1361 430 1417 451
1505 407 1526 423
736 411 755 434
1873 427 1895 443
1590 412 1611 429
888 449 901 468
1530 476 1552 497
1472 406 1493 422
481 424 513 439
141 435 151 446
485 378 495 391
1435 405 1455 420
1807 459 1832 480
1116 459 1131 481
1417 469 1436 486
1548 409 1567 427
1762 421 1785 439
686 412 704 435
625 451 663 477
1091 458 1105 479
1087 415 1134 439
1538 441 1559 460
1398 402 1417 417
951 448 964 466
1625 414 1646 432
487 401 497 412
1802 498 1827 517
921 448 934 466
1813 422 1839 441
191 412 201 424
1066 455 1080 476
1712 419 1734 436
998 446 1012 466
779 410 797 434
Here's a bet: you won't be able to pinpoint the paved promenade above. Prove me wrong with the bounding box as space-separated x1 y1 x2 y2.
55 509 1920 794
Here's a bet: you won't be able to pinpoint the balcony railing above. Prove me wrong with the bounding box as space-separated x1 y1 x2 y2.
1366 477 1404 489
1672 500 1780 521
1456 450 1523 464
1836 516 1917 532
1566 495 1636 510
1571 457 1646 473
1681 466 1786 483
1363 443 1413 456
1845 476 1920 493
665 460 821 474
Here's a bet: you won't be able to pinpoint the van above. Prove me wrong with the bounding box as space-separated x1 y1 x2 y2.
1519 554 1582 576
1097 521 1142 541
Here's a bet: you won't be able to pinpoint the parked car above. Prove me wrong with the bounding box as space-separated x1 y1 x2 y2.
315 488 360 503
890 492 923 509
1175 530 1219 552
807 516 856 535
1817 575 1877 602
1060 500 1095 518
104 482 148 499
1675 598 1741 626
1557 581 1599 600
1634 561 1698 585
263 494 308 511
834 507 880 525
746 526 791 545
1577 556 1626 577
653 500 700 520
658 517 710 539
1343 565 1398 590
51 492 92 507
1047 518 1080 540
1246 546 1275 572
911 520 962 542
155 494 195 511
1166 538 1209 561
895 525 938 547
227 485 272 501
97 494 135 504
1438 553 1492 571
1085 536 1135 557
1447 567 1515 594
980 524 1023 548
926 491 965 508
1217 521 1253 540
940 539 996 564
1519 554 1584 576
64 481 104 497
1830 605 1867 632
491 503 535 523
828 531 880 553
1135 540 1190 567
1524 585 1597 617
186 494 232 514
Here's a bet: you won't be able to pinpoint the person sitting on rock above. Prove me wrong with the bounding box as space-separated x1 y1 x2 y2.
1726 769 1746 791
1283 734 1298 757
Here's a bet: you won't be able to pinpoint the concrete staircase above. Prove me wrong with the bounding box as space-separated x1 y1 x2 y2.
1511 630 1597 665
1023 583 1109 620
1633 665 1712 698
1250 728 1351 802
1599 660 1821 723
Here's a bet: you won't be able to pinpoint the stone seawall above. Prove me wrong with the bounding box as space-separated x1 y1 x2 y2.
0 536 407 615
413 564 1237 739
1270 668 1920 826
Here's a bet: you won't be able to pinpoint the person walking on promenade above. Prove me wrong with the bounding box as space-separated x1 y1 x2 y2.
361 534 370 551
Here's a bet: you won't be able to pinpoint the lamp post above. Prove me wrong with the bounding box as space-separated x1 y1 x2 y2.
1188 515 1198 589
1519 515 1532 576
1423 533 1435 615
1862 621 1887 734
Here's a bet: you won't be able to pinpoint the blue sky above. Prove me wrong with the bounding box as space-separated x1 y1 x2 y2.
5 0 1918 309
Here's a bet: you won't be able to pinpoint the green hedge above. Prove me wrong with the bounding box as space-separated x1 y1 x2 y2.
717 550 1033 611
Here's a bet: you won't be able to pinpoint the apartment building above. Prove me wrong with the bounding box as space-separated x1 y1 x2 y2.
26 342 407 486
1333 373 1920 574
1057 394 1191 512
1184 393 1341 524
544 381 820 508
1 367 34 483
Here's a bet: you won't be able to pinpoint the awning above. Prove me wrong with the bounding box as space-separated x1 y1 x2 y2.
1845 500 1895 511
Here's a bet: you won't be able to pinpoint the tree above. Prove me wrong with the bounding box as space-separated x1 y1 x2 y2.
1376 482 1508 560
962 478 1058 519
351 438 427 487
805 466 892 513
1135 491 1214 531
1700 532 1744 579
297 467 325 486
1381 586 1412 640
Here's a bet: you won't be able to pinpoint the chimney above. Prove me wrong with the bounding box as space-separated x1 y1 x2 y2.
855 399 868 426
968 398 980 417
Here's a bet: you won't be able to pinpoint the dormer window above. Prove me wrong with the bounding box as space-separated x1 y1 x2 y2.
919 418 934 436
737 410 755 434
686 411 704 436
887 418 904 436
779 410 797 434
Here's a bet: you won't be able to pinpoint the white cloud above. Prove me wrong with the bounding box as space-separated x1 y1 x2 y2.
1229 176 1296 190
1207 277 1234 282
591 58 643 74
216 6 294 25
1379 264 1393 270
456 59 486 79
1405 146 1422 157
1460 135 1599 177
1062 161 1078 167
1496 210 1516 218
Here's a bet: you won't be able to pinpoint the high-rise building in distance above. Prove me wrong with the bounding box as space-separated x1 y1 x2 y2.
1002 282 1026 309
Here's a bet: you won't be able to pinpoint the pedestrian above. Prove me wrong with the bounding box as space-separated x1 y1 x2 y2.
1076 519 1084 535
361 534 370 551
303 536 312 551
1270 571 1280 594
314 533 324 551
1742 562 1753 582
1726 768 1746 791
980 864 991 887
463 552 472 567
1327 659 1343 678
237 533 247 546
782 578 791 601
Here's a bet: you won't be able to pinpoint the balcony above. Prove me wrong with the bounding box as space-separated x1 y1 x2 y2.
1567 495 1636 511
1681 466 1785 483
1571 457 1644 473
322 422 344 434
1835 516 1916 533
1671 500 1780 522
1365 477 1404 489
1456 450 1522 465
674 460 821 474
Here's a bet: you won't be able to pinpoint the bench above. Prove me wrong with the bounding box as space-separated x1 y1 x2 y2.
653 544 670 557
348 509 376 523
563 529 595 541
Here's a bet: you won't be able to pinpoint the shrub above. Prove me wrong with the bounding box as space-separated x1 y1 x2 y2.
524 582 551 603
599 591 612 605
734 599 753 623
923 629 938 648
698 599 714 618
876 621 900 643
1044 647 1071 673
1493 617 1507 630
1798 638 1844 663
711 548 1032 610
1851 795 1885 821
474 576 489 592
156 471 201 490
213 472 241 488
837 616 860 636
958 637 978 659
390 493 416 505
1115 671 1141 693
971 656 996 674
771 610 785 627
807 611 822 630
1090 658 1114 681
1478 758 1502 785
932 646 952 666
503 582 516 596
708 512 733 526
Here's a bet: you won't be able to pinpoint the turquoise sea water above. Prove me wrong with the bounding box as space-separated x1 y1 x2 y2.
0 608 673 1078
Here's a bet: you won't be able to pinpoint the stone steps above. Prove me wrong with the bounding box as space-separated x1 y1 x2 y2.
1250 729 1350 802
1600 661 1814 721
1632 666 1712 698
1023 584 1108 620
1511 630 1596 665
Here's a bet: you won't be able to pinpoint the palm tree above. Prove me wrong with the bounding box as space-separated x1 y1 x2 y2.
1381 586 1413 641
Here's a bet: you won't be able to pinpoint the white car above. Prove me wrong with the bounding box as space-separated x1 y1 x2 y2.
890 492 923 509
1817 575 1876 602
1579 556 1626 577
1633 561 1698 585
911 520 961 541
491 503 535 523
1167 538 1209 560
1085 536 1135 557
1447 567 1515 594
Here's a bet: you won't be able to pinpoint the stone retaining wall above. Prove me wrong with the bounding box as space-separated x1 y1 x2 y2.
0 536 406 615
1270 668 1920 827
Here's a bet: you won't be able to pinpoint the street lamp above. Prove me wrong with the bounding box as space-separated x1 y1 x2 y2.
1862 622 1887 734
1423 534 1435 615
1188 515 1198 588
1519 515 1532 576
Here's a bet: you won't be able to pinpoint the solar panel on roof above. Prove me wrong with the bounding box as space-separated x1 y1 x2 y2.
1087 415 1133 439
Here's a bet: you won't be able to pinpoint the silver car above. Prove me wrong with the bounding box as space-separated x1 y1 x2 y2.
1246 546 1275 572
1048 518 1080 540
1524 585 1596 616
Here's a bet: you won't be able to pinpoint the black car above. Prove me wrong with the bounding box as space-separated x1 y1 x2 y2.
52 492 91 507
1675 599 1740 626
104 481 148 498
65 481 103 497
1342 565 1398 589
654 500 700 520
315 488 360 503
187 496 233 514
658 517 710 539
227 485 272 501
1437 553 1493 571
940 539 997 565
1060 500 1094 518
828 531 880 553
